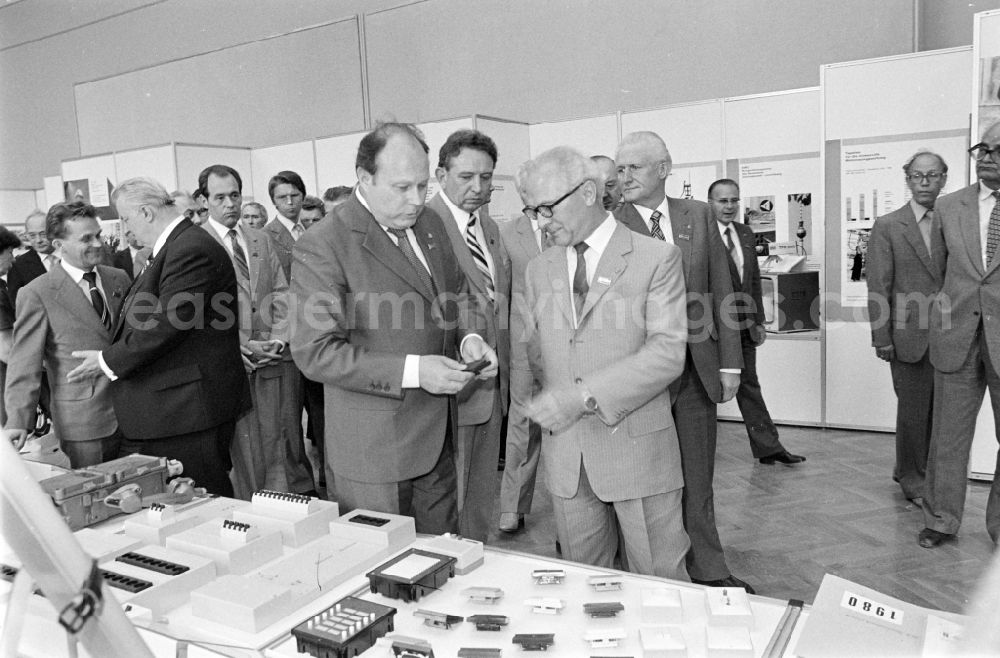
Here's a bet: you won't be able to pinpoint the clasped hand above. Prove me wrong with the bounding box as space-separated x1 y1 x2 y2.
418 336 498 395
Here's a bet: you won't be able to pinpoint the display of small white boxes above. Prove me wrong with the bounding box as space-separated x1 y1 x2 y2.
331 508 417 548
583 627 626 649
642 587 685 624
524 597 563 614
705 626 753 658
233 490 339 547
705 587 754 628
640 626 688 658
122 502 202 545
422 533 484 574
165 518 283 574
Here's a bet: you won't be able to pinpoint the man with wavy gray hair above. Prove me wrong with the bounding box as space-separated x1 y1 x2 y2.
518 145 690 579
66 177 248 495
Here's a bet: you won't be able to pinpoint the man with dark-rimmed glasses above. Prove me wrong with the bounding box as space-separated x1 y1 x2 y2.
919 122 1000 549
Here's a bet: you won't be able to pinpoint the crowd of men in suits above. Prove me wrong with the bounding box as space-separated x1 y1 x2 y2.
5 117 998 593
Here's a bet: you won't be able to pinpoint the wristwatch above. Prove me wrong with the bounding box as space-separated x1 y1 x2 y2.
579 383 598 415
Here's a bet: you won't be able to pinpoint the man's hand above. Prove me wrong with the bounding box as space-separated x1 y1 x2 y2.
2 428 29 451
526 388 587 433
460 335 499 380
67 350 106 383
751 324 767 347
248 339 283 366
419 355 474 395
720 371 741 402
240 345 257 372
875 344 895 362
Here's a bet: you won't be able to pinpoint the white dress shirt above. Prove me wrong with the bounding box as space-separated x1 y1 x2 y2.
205 218 248 262
979 182 1000 268
633 199 673 244
566 213 617 327
275 214 306 241
438 192 496 279
60 260 105 307
717 220 744 275
530 216 543 251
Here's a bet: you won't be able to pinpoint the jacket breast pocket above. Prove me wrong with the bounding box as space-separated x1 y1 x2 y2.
52 381 95 401
152 364 202 391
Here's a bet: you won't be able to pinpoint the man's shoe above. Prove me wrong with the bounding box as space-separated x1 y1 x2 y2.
498 513 524 533
759 450 806 465
691 574 756 595
918 528 954 549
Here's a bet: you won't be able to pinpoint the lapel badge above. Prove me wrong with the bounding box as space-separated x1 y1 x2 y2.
597 276 611 286
678 233 691 241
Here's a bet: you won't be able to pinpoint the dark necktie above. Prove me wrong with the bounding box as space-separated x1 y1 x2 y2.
465 215 495 300
649 210 666 241
573 242 589 322
987 191 1000 266
227 229 250 281
725 226 741 283
388 228 436 297
82 271 112 332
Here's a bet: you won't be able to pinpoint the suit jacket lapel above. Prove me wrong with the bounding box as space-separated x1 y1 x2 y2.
50 266 106 334
579 224 630 323
898 207 937 279
616 203 651 237
666 197 693 279
97 265 127 324
113 220 189 339
738 225 755 293
545 247 574 326
206 225 252 300
246 231 262 301
431 194 486 297
515 214 541 259
957 189 985 276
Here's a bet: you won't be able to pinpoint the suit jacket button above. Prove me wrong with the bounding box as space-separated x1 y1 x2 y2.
575 378 582 384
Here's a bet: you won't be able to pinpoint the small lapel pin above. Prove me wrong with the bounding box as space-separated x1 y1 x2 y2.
597 276 611 285
678 233 691 241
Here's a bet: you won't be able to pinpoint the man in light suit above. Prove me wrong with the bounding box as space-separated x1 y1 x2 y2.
919 122 1000 548
200 164 314 499
67 177 249 496
866 153 947 503
614 131 751 591
709 179 805 466
3 201 130 467
498 211 544 533
290 122 498 533
518 146 690 578
426 129 511 542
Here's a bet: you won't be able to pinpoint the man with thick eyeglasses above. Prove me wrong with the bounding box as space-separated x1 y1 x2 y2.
518 146 690 579
919 122 1000 549
613 131 750 593
867 151 948 507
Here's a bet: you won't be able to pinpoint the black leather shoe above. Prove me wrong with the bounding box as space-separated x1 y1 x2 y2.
918 528 954 549
498 513 525 533
759 450 806 465
691 574 756 595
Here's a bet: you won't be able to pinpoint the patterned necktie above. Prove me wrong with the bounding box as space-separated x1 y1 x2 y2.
465 215 495 300
82 271 112 332
573 242 589 322
132 248 150 278
649 210 666 241
388 228 436 297
227 229 250 281
45 254 59 271
725 226 742 282
292 223 305 241
918 209 934 255
987 191 1000 266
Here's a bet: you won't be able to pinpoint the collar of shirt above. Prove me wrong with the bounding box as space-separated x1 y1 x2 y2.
567 212 617 281
206 218 246 253
529 216 543 249
909 198 932 222
274 213 302 238
716 219 735 239
357 188 406 242
59 259 100 299
633 199 671 234
128 245 141 258
438 191 479 233
151 216 186 258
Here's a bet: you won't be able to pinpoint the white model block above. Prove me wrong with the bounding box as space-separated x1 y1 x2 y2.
421 533 484 574
330 508 416 548
233 498 339 547
74 527 142 562
639 625 687 658
584 627 626 649
705 586 754 628
166 520 283 575
122 508 202 546
705 626 753 658
101 545 216 616
642 586 684 624
190 574 291 633
922 615 963 657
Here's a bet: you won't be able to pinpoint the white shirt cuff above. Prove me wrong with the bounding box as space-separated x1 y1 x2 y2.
98 352 118 381
402 354 421 388
720 368 742 375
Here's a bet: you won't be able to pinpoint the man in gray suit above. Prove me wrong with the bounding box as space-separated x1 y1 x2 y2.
2 201 130 466
614 131 750 591
200 164 314 499
920 122 1000 548
290 122 498 533
867 152 947 504
426 129 511 542
519 146 690 579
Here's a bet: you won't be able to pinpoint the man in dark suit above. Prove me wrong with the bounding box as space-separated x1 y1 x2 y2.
111 230 151 281
919 123 1000 548
614 131 751 592
7 210 57 307
3 201 130 467
426 129 512 542
708 179 805 466
66 177 248 496
866 153 947 503
290 123 498 534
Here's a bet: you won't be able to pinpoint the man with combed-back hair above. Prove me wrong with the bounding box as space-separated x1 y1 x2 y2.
66 177 249 496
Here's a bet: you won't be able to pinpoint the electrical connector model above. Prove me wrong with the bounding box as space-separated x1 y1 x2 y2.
466 614 509 631
512 633 555 651
531 568 565 585
391 635 435 657
583 601 625 618
414 609 463 629
367 549 456 603
291 595 396 658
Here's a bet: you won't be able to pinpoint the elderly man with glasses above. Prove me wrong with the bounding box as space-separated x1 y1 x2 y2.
918 122 1000 549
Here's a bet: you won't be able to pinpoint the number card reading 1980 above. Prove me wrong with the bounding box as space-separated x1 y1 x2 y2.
840 591 903 625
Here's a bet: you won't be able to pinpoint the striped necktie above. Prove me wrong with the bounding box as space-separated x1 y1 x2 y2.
227 229 250 282
465 214 495 300
82 271 112 332
649 210 665 241
987 191 1000 266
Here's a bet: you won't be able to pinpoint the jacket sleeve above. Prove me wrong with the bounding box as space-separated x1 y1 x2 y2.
3 287 46 430
866 218 894 348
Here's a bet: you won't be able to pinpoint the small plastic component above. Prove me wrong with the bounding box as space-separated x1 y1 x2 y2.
531 568 564 585
291 595 397 658
367 549 456 603
114 551 189 576
457 649 501 657
414 609 463 629
462 586 504 603
391 635 434 657
587 575 623 591
100 570 153 594
466 614 509 631
523 597 563 614
511 633 555 651
583 601 624 618
583 627 626 649
350 513 391 527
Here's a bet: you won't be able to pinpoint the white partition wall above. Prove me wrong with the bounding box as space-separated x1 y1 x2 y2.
315 131 366 194
249 140 317 218
821 47 973 434
174 144 252 200
113 144 177 192
0 190 40 227
528 114 619 158
43 176 63 213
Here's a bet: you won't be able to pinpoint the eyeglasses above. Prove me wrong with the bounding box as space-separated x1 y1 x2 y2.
968 143 1000 161
906 172 945 183
24 232 47 240
522 181 586 221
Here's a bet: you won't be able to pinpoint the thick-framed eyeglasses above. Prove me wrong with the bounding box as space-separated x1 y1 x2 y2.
906 172 944 183
522 180 586 221
968 143 1000 161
